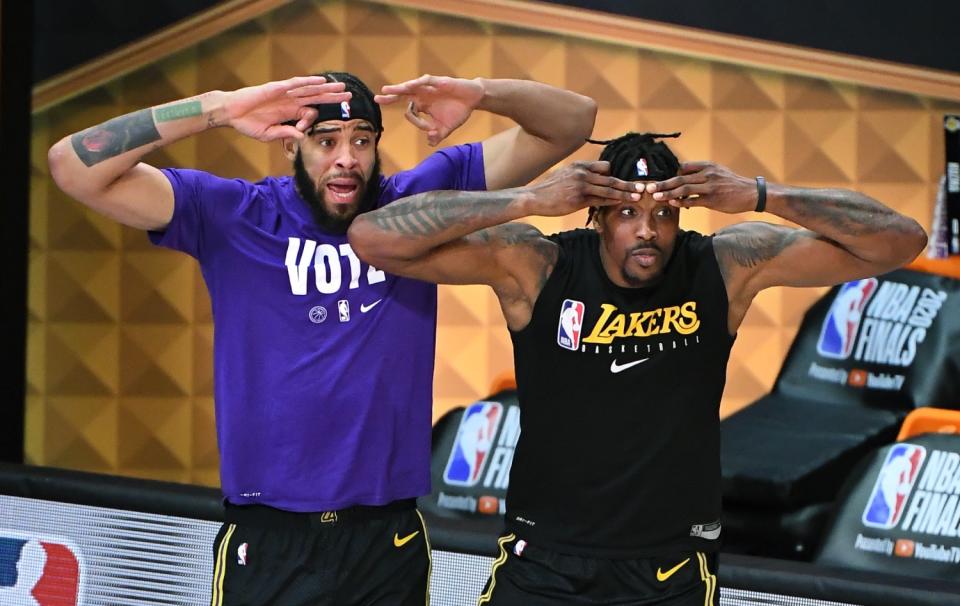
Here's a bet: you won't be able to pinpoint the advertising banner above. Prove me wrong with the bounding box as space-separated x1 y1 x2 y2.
818 433 960 582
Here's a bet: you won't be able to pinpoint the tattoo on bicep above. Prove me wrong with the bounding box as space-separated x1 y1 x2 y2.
530 236 558 292
481 224 557 300
70 109 161 167
722 226 807 269
370 191 514 236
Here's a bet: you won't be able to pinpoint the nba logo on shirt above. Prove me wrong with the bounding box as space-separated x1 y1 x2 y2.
340 101 351 119
0 533 81 605
443 401 504 486
862 443 926 529
337 300 350 322
557 299 585 351
817 278 878 359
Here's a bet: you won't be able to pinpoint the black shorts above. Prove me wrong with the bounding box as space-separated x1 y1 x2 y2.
477 534 718 606
209 499 431 606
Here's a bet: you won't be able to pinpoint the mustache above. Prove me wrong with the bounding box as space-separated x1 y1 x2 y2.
629 244 660 254
322 171 365 183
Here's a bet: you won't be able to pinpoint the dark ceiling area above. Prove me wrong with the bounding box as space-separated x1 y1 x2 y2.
542 0 960 74
31 0 960 86
33 0 223 83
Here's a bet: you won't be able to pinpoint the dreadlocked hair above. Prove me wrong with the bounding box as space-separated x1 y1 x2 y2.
585 131 681 225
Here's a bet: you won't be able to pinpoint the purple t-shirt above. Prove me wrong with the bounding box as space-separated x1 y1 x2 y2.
150 143 485 511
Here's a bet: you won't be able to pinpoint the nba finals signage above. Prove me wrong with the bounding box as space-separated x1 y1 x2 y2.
424 392 520 518
775 269 960 409
818 433 960 582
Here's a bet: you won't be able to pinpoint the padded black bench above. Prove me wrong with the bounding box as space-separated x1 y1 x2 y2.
720 268 960 559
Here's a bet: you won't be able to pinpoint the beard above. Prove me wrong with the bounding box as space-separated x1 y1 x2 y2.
621 243 667 287
293 150 382 235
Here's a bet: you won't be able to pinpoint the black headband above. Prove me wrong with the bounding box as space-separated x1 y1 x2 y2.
308 94 382 133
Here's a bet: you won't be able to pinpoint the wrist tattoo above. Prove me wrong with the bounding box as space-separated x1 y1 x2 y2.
154 100 202 123
70 108 161 167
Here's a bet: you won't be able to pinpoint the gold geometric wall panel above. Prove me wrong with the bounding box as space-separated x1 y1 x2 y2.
27 0 960 485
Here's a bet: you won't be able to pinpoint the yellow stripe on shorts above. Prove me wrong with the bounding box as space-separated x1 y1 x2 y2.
477 533 516 605
696 551 717 606
210 523 236 606
416 509 433 605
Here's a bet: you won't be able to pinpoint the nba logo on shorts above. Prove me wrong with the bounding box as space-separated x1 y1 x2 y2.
0 533 81 605
817 278 878 359
557 299 585 351
443 401 503 486
862 443 926 529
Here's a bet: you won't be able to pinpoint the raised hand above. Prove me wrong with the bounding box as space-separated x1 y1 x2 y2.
376 74 485 146
222 76 351 141
528 161 641 217
647 161 758 214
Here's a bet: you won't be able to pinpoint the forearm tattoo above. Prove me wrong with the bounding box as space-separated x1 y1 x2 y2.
370 191 516 237
70 109 161 167
783 190 912 235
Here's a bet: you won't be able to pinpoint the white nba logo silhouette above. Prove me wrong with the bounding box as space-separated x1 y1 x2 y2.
560 306 582 342
458 409 497 482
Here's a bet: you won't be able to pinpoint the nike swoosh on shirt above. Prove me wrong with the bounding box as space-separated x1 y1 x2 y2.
609 358 649 373
360 299 382 313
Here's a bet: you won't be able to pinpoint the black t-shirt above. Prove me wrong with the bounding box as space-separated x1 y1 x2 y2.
506 228 735 557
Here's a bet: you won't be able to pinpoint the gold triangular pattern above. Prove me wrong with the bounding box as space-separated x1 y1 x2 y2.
46 324 119 395
438 288 485 326
345 3 416 36
491 35 566 84
46 195 121 251
121 252 195 323
269 0 344 36
858 87 927 110
712 64 781 110
784 75 853 110
192 397 219 467
565 42 638 109
120 326 192 396
193 328 215 396
857 119 924 183
43 397 117 468
117 402 190 469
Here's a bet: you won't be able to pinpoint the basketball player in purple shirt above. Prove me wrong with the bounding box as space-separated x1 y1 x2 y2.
47 72 597 605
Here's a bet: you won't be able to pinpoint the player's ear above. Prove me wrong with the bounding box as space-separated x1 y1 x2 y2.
281 138 299 160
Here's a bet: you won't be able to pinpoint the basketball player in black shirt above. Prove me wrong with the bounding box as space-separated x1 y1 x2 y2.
348 133 927 605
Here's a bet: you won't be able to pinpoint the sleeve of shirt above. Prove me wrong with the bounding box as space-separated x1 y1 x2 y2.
380 142 486 204
148 168 250 260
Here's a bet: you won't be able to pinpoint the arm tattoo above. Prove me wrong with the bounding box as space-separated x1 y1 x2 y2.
70 109 161 167
477 223 558 301
369 190 516 237
783 190 913 236
727 227 801 268
715 223 812 286
154 100 202 123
